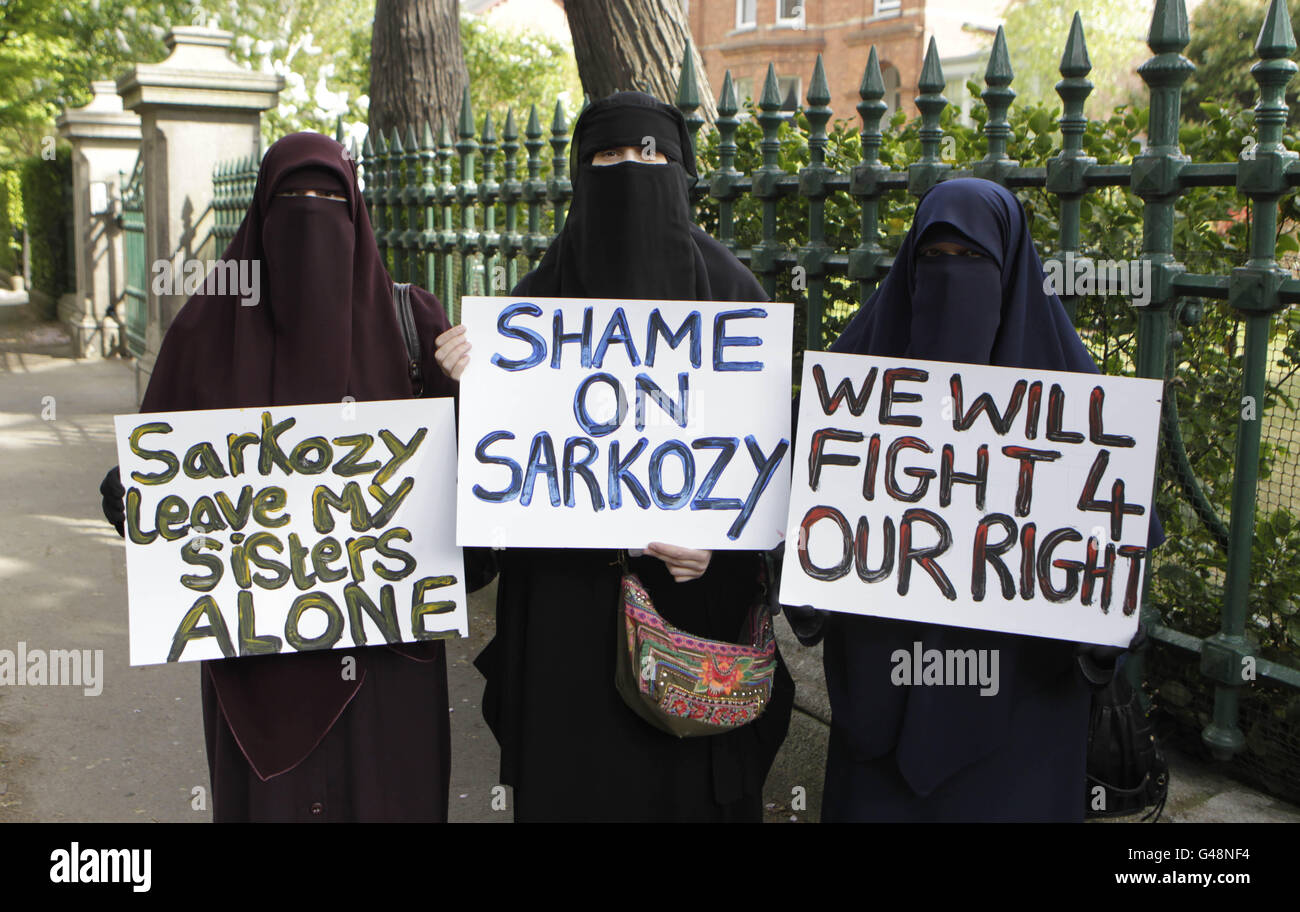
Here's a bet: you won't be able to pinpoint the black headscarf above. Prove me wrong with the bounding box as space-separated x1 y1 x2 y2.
516 91 757 302
824 178 1161 797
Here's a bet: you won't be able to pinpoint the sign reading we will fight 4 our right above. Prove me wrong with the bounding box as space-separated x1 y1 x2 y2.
779 351 1164 647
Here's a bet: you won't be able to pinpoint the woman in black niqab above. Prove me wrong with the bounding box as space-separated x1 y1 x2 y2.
816 177 1161 821
462 92 794 822
514 90 760 301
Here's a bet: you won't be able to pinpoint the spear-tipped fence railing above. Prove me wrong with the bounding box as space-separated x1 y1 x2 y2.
118 155 147 359
207 4 1300 798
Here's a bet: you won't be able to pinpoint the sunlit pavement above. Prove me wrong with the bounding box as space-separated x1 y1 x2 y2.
1 317 1295 824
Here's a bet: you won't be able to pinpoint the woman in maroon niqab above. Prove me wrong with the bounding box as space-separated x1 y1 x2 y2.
139 131 458 821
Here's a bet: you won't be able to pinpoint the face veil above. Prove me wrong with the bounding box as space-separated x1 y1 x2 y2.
139 131 416 414
523 92 713 301
908 223 1003 363
260 166 355 393
830 177 1102 375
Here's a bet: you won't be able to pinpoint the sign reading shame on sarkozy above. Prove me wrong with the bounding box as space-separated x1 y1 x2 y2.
114 399 467 666
456 296 794 549
779 352 1163 647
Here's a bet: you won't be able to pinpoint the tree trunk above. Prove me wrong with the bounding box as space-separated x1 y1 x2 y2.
564 0 716 124
369 0 469 138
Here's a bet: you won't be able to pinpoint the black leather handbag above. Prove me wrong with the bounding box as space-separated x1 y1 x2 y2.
1084 669 1169 821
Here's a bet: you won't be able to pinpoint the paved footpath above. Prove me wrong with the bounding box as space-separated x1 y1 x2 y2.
1 317 1295 824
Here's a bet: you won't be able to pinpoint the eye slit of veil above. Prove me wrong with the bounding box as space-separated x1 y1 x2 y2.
274 189 347 202
915 223 997 263
921 245 959 255
919 245 989 258
591 145 671 166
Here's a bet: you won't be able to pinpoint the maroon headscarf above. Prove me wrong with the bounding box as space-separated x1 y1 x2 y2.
140 132 456 780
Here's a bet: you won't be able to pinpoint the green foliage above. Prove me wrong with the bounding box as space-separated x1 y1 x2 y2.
0 166 20 274
694 86 1300 663
1000 0 1150 112
1184 0 1300 126
1151 100 1300 663
19 145 73 308
460 14 582 129
216 5 583 153
0 0 197 159
199 0 374 145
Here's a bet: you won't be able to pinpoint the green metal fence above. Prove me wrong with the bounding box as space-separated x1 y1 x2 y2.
212 155 257 251
209 0 1300 798
118 156 147 359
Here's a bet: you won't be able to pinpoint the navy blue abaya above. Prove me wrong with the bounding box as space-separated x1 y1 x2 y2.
818 178 1160 822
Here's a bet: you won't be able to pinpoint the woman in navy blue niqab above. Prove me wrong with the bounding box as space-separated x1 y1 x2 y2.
816 177 1160 821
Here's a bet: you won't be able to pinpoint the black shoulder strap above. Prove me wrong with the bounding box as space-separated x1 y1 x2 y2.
392 282 424 396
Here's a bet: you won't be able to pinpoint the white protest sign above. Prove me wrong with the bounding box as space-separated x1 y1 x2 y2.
114 398 467 666
456 296 794 549
779 352 1163 646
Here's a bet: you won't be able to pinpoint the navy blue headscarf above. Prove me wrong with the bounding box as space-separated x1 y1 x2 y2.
821 178 1161 800
831 177 1099 372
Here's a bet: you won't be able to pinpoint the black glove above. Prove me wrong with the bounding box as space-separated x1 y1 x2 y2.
1076 625 1148 687
99 465 125 538
767 540 829 645
782 602 829 647
463 546 499 593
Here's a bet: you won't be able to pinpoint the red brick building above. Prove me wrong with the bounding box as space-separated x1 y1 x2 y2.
686 0 1011 124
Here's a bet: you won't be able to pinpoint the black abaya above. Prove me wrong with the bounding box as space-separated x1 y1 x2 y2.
477 548 792 822
471 93 794 822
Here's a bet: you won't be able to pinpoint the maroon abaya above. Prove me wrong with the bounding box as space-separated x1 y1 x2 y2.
139 132 458 821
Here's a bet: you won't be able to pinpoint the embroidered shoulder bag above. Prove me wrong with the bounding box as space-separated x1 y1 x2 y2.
614 551 779 738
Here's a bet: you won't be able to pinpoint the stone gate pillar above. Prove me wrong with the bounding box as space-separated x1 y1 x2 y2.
115 26 282 400
55 81 142 358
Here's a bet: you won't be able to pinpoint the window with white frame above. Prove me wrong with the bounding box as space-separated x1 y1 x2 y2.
882 65 902 117
736 0 757 28
777 75 802 110
777 0 805 27
875 0 902 15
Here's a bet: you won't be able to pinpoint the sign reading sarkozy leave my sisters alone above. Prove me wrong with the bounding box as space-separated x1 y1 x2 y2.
114 399 467 666
456 296 794 549
778 352 1164 647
